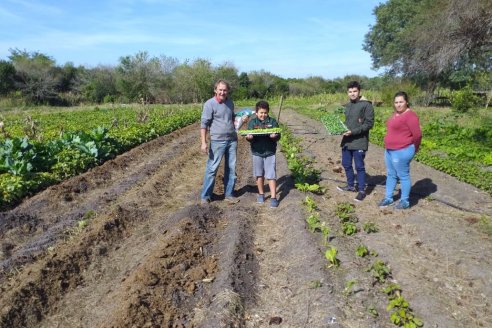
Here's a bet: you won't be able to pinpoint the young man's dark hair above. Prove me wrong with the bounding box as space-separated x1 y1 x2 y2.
347 80 361 90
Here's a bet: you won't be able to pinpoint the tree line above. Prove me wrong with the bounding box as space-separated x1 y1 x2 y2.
0 49 387 106
1 0 489 107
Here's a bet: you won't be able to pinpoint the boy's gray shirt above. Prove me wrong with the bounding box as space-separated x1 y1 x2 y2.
200 97 237 141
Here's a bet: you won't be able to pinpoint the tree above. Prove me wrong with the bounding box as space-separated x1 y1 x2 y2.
54 62 81 93
116 51 164 103
81 66 118 103
363 0 423 75
0 60 16 96
248 70 277 98
9 48 59 104
363 0 492 93
172 59 214 103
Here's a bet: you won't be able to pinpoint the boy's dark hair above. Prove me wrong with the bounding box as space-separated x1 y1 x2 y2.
255 100 270 112
347 81 361 90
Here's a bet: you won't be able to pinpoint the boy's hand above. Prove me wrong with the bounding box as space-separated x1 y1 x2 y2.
246 134 253 140
342 130 352 137
270 133 278 139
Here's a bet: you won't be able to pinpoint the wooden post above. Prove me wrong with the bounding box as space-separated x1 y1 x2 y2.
277 95 284 123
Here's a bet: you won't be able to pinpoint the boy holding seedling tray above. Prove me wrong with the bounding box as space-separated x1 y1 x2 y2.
242 100 281 208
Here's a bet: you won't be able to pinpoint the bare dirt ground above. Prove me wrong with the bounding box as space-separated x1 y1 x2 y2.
0 108 491 328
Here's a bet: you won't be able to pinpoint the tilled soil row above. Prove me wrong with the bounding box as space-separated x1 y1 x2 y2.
280 108 492 328
0 124 201 276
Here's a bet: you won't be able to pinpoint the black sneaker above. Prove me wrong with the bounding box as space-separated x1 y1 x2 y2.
337 185 356 192
354 191 366 202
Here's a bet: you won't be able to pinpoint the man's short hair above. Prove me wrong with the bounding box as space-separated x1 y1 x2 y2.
347 81 361 90
214 79 230 91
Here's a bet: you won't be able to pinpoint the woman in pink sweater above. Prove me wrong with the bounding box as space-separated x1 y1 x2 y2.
378 91 422 209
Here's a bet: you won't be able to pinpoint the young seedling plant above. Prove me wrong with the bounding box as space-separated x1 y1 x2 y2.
295 182 326 195
335 202 356 222
363 221 379 233
367 259 392 284
303 195 318 212
342 221 358 235
356 244 370 257
306 213 321 233
387 296 424 327
325 246 340 268
342 279 358 297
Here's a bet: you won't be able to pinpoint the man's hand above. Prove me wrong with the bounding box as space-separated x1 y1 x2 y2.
342 130 352 137
246 134 253 140
201 142 208 154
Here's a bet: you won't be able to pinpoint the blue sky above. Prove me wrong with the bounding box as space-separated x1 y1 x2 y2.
0 0 383 79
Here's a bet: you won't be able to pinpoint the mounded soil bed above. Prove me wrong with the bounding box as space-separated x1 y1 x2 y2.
0 108 490 328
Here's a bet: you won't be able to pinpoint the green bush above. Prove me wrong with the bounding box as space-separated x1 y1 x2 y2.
450 86 480 113
380 82 423 107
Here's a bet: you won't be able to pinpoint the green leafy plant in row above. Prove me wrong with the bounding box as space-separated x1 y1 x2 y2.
0 106 201 209
278 124 321 185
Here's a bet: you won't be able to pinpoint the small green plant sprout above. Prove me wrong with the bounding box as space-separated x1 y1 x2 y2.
78 220 88 229
367 259 391 284
356 244 369 257
362 221 379 233
479 215 492 236
382 283 402 299
308 279 322 289
325 246 340 268
295 182 326 195
306 213 321 233
319 222 331 245
83 210 97 220
368 305 379 318
335 202 356 222
303 195 317 212
387 296 423 327
343 279 358 296
342 221 357 235
370 249 379 257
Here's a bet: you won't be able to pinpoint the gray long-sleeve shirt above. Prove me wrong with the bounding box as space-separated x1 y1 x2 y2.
200 97 237 141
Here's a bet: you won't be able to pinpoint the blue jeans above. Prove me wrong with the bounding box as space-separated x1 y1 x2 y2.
341 148 366 192
384 144 415 203
201 140 237 200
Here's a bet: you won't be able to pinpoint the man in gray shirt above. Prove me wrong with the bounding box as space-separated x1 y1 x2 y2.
200 79 239 204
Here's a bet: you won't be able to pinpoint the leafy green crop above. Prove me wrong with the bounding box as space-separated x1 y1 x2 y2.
0 105 201 209
239 128 281 135
321 113 348 135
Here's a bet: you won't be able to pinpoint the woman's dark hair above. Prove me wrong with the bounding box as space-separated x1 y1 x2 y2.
255 100 270 112
394 91 410 104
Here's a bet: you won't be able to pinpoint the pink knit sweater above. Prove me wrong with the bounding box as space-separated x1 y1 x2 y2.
384 110 422 152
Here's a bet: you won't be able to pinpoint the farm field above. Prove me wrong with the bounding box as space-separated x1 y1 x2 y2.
0 106 491 327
